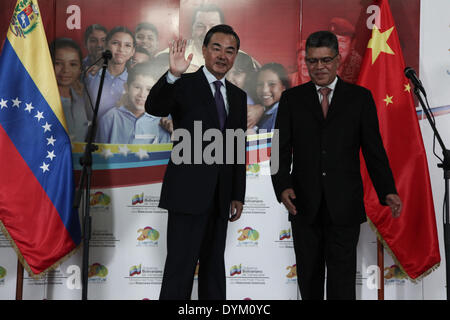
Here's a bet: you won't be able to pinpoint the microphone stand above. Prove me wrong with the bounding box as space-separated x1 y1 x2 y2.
73 50 112 300
411 83 450 300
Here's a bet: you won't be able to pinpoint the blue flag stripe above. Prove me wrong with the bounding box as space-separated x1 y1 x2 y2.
0 39 80 244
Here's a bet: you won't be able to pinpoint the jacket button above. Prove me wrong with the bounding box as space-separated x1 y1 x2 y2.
322 172 326 176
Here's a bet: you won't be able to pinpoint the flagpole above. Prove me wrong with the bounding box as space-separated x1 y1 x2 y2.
15 259 23 300
377 239 384 300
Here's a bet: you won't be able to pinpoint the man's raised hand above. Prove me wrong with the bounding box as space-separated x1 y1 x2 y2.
169 39 193 77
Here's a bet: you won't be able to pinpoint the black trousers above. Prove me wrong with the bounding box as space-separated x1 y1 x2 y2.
291 197 361 300
159 189 228 300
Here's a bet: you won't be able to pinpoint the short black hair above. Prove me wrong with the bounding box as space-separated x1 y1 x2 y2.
258 62 290 90
49 37 83 66
192 4 225 26
135 22 159 38
203 24 240 51
127 61 163 85
305 31 339 56
106 26 136 47
233 51 256 74
84 24 108 46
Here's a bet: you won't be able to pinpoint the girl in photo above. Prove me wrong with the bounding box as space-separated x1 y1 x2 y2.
50 38 92 142
255 62 290 132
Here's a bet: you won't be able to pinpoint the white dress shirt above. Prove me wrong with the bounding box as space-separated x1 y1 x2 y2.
314 76 338 105
167 67 229 115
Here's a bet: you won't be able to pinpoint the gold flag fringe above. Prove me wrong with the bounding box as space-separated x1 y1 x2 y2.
1 216 440 283
366 217 440 283
0 221 81 280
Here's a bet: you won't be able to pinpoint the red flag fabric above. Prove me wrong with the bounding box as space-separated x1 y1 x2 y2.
0 0 81 278
357 0 440 280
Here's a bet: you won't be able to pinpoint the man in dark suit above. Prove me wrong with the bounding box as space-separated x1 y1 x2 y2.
271 31 403 300
145 24 247 300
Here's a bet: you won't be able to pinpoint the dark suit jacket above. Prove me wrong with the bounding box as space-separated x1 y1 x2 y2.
145 67 247 218
271 77 397 225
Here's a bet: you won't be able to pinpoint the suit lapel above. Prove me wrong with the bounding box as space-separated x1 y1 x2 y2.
304 77 347 123
225 80 240 128
304 81 324 122
326 77 346 122
196 67 222 129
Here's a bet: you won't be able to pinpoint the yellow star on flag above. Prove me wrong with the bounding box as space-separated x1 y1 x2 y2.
383 94 393 106
367 25 395 64
404 83 411 93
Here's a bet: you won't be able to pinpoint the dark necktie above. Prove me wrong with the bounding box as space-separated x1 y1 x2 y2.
319 87 332 118
213 80 227 130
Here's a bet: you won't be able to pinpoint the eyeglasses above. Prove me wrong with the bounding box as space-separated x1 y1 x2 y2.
305 53 339 65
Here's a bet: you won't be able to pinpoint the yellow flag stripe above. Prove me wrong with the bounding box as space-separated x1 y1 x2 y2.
7 0 67 131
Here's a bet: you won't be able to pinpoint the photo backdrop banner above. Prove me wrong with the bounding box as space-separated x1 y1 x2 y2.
1 0 446 300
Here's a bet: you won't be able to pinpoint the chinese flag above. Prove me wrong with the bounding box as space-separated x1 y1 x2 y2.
357 0 440 280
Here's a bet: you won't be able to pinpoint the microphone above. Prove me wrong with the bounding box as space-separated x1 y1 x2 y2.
81 50 113 113
404 67 426 97
84 50 112 73
102 50 112 61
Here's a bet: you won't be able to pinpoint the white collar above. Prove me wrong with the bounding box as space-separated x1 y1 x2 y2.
202 66 226 87
315 76 338 92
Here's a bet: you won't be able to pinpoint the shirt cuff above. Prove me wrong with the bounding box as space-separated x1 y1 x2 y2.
166 71 180 84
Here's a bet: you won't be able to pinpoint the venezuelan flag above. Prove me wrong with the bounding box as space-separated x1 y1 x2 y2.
0 0 81 278
230 264 242 276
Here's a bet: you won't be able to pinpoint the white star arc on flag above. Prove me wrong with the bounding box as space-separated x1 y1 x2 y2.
0 98 7 109
46 150 56 161
35 111 44 122
42 122 52 132
47 135 56 146
40 162 50 173
4 97 59 175
12 97 21 107
25 102 34 112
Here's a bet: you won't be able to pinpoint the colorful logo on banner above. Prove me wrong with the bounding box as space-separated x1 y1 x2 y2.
129 264 142 277
237 227 259 247
230 264 242 276
286 264 297 279
246 163 260 176
132 193 144 205
279 229 291 240
384 264 407 279
228 264 268 285
383 264 407 286
126 264 163 286
238 227 260 241
0 266 5 286
126 192 161 215
137 226 159 247
90 191 111 207
285 264 297 284
0 266 6 278
88 263 108 282
9 0 39 37
275 228 293 249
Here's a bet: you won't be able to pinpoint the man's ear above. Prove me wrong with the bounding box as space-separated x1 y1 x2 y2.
202 45 207 59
